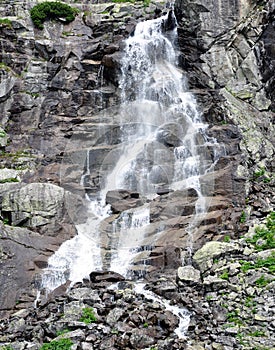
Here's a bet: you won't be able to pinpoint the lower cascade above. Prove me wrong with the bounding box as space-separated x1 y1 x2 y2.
40 10 223 329
134 283 191 338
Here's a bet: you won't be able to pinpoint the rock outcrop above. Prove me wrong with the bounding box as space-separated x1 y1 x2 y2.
0 1 274 340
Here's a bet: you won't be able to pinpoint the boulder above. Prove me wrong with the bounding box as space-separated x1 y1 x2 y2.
1 183 65 228
177 265 201 284
193 241 240 273
106 307 125 326
89 271 125 283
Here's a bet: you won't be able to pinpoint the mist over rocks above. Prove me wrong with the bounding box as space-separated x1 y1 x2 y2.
0 0 274 348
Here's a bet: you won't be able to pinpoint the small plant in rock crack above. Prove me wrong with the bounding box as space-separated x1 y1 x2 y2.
0 346 14 350
219 270 229 280
246 211 275 251
0 18 12 28
253 167 271 183
40 338 73 350
235 332 246 345
223 235 231 242
248 330 266 337
244 296 256 308
56 328 70 336
255 275 272 288
240 210 246 223
79 307 97 324
226 310 243 326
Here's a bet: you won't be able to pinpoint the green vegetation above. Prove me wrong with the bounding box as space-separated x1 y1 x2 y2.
246 212 275 251
79 307 97 324
40 338 73 350
142 0 150 6
2 218 9 225
0 150 32 159
219 270 229 280
223 235 231 242
26 91 40 98
240 210 246 223
30 1 78 29
235 332 245 345
248 330 266 337
253 167 271 183
0 177 19 184
0 346 14 350
0 18 12 28
62 31 71 36
0 129 6 138
0 62 11 72
56 329 70 336
254 167 265 178
240 253 275 273
226 310 243 326
244 296 256 308
112 0 150 6
255 275 272 287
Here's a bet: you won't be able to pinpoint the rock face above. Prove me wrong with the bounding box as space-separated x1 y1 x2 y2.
2 183 65 228
105 189 142 213
174 0 275 172
0 0 274 333
0 0 171 315
0 228 274 349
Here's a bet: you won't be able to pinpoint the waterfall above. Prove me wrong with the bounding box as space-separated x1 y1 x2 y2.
40 11 221 292
135 283 191 338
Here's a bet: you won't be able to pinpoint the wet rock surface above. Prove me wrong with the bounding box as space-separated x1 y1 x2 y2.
0 2 274 348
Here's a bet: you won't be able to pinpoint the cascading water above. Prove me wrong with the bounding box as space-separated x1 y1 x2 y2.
134 283 190 338
40 10 222 296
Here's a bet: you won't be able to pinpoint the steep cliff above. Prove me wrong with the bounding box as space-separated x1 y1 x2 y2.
0 0 274 348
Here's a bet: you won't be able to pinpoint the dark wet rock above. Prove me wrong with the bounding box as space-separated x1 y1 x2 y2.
163 10 177 31
89 271 125 283
156 122 184 147
106 189 143 213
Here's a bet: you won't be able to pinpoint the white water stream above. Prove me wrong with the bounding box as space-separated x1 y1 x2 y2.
134 283 190 338
40 12 222 311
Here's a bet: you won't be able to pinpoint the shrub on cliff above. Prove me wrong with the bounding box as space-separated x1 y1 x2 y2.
30 1 78 29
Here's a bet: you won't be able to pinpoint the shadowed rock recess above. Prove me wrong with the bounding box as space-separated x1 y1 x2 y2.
0 0 274 349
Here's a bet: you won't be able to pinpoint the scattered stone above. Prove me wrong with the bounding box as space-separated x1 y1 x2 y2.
177 265 201 284
89 271 125 283
193 241 240 273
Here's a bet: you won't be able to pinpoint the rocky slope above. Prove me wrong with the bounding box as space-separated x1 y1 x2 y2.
0 0 274 348
0 225 274 349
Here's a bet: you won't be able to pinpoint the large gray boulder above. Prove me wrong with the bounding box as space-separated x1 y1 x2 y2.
193 241 240 273
1 183 65 228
